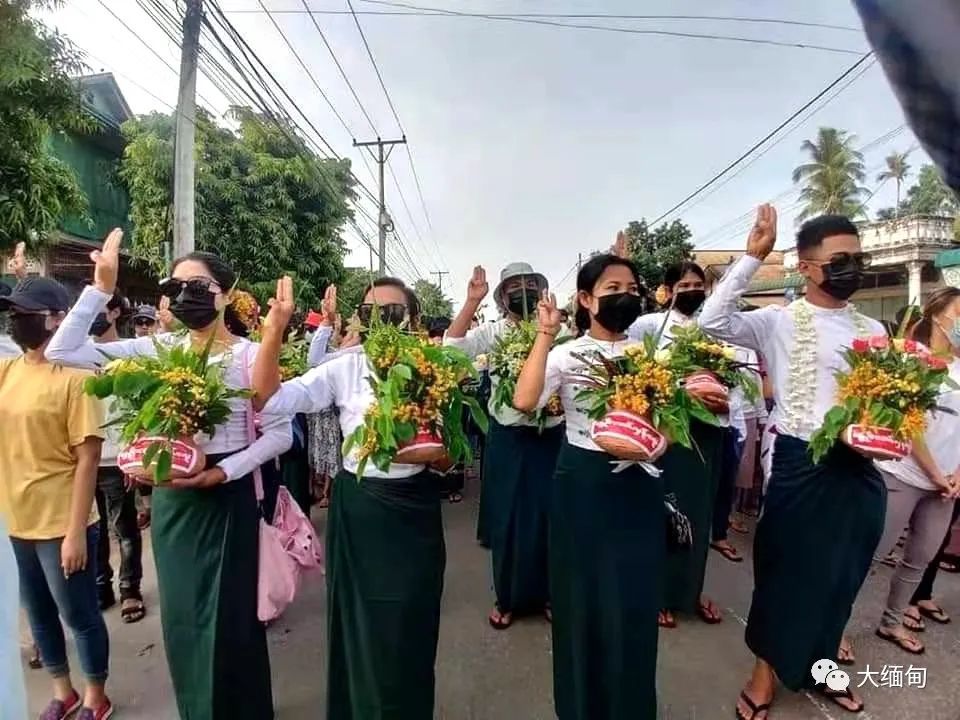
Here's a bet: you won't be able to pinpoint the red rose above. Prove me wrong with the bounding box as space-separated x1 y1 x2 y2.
903 339 918 353
869 335 889 350
925 354 948 370
851 338 870 353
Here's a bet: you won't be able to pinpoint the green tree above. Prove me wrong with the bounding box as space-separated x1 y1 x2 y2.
792 127 868 221
413 278 453 318
877 151 911 216
623 218 694 290
904 164 959 216
119 107 355 308
0 0 91 251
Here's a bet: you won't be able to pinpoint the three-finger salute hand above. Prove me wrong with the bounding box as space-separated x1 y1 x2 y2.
537 291 562 335
467 266 489 304
264 276 295 332
321 284 337 326
746 204 777 260
8 241 27 280
612 231 629 259
90 228 123 294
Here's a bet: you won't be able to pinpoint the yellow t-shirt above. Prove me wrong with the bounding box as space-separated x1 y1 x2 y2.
0 357 105 540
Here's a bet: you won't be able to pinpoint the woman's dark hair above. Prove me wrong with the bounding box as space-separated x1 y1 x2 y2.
662 261 706 289
362 276 422 328
170 251 246 334
796 215 859 256
574 253 644 334
909 288 960 346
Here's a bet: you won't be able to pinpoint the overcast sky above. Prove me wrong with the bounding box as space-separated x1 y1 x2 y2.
45 0 927 305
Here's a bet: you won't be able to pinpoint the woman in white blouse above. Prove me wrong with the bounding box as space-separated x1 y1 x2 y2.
252 275 444 720
628 261 727 628
45 231 292 720
513 253 661 720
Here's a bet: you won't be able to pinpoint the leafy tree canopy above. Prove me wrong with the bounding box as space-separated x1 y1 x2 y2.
119 107 356 309
412 278 453 318
0 0 91 251
904 164 959 216
792 127 868 222
623 218 695 290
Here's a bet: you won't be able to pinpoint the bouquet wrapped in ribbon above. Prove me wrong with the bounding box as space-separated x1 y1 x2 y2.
85 339 248 483
666 325 760 413
489 320 567 426
574 339 720 464
809 335 953 463
343 322 489 475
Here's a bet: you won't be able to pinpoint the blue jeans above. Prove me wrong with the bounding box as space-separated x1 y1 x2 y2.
11 525 110 683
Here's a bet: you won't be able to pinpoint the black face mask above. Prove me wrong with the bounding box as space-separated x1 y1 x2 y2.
90 314 113 338
506 289 540 318
170 290 219 330
594 293 646 333
672 289 706 317
11 314 52 350
819 262 864 301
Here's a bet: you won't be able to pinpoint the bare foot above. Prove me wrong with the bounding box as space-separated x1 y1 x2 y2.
837 636 855 664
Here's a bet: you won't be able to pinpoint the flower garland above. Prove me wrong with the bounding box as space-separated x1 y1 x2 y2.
781 299 870 437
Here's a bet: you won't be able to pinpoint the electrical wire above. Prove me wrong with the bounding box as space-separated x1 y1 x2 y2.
647 53 874 228
225 7 860 33
360 1 865 56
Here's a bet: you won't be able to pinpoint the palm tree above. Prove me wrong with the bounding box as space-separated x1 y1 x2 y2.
792 127 868 222
877 151 911 217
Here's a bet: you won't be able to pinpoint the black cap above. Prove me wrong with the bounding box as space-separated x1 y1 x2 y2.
133 304 157 321
0 277 70 312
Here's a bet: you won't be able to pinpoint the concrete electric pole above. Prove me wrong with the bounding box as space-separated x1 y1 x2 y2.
432 270 449 293
353 136 406 276
173 0 202 261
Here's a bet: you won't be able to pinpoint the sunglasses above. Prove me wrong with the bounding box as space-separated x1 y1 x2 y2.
806 252 873 272
134 317 156 327
158 277 222 298
357 303 408 326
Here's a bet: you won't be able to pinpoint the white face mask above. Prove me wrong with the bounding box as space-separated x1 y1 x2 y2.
940 317 960 349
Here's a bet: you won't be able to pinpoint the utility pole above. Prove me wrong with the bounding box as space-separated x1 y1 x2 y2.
354 136 406 276
173 0 202 260
432 270 449 293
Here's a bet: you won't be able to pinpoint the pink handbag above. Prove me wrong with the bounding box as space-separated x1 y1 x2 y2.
242 345 323 622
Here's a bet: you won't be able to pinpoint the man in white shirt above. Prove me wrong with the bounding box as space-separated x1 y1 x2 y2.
698 206 885 717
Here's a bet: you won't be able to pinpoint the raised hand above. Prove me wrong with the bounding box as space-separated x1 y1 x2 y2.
536 290 563 335
89 228 123 294
157 295 175 332
612 230 629 259
746 204 777 260
466 266 489 304
320 284 337 326
7 241 27 280
263 276 295 334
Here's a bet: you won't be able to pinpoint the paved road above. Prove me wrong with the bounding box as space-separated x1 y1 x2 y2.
21 476 960 719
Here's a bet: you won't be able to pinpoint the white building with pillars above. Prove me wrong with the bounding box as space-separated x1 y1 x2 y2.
781 214 958 321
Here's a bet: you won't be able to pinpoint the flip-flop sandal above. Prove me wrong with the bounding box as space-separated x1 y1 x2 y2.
448 492 463 504
658 610 677 629
938 558 960 573
488 607 513 630
697 601 723 624
815 685 864 713
735 690 771 720
29 645 42 669
837 642 855 666
879 552 899 568
875 627 925 655
918 604 951 624
902 612 926 632
711 542 744 563
121 598 146 624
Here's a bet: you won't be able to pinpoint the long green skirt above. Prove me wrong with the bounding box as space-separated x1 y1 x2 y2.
152 463 272 720
746 435 886 690
487 420 563 615
551 443 665 720
658 421 724 613
326 470 445 720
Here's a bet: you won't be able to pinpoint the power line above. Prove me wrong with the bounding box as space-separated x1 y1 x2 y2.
647 52 874 228
359 1 865 56
345 0 404 132
299 0 379 137
224 8 860 33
